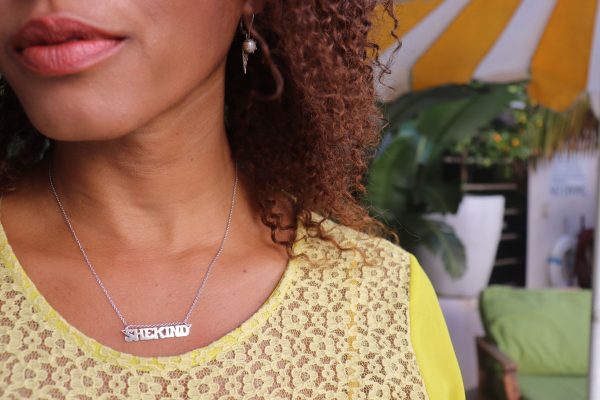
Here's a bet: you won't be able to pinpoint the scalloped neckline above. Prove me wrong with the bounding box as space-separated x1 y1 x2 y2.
0 207 306 370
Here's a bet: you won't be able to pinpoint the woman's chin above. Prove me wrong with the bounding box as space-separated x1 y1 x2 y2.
28 115 132 142
18 97 143 142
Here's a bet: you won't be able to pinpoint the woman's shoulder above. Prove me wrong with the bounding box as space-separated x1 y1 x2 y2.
298 213 412 261
295 213 417 290
294 214 465 399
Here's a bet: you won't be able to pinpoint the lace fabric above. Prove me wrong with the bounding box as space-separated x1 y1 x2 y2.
0 216 429 399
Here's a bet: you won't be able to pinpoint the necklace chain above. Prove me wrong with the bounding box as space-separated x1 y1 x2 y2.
48 162 238 333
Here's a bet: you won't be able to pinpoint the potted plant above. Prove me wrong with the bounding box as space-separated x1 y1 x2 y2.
367 83 517 295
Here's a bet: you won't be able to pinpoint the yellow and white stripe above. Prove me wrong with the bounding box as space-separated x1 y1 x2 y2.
371 0 600 117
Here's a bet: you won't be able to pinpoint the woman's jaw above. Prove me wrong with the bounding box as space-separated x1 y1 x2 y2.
0 1 244 142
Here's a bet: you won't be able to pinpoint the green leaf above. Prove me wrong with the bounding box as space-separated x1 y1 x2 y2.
416 84 517 148
382 85 478 127
413 183 462 214
368 139 413 218
418 219 467 279
383 215 465 279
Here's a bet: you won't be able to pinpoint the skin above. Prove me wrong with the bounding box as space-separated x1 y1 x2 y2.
0 0 292 357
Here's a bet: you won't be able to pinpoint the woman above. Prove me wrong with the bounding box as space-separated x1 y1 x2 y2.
0 0 464 398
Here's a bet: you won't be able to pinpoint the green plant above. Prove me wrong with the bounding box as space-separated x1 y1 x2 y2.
367 84 517 278
449 84 599 170
527 96 598 159
451 85 532 168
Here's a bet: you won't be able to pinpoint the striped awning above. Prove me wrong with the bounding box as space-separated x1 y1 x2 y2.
371 0 600 117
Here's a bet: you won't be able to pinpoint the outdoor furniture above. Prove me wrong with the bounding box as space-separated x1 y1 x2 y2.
476 285 591 400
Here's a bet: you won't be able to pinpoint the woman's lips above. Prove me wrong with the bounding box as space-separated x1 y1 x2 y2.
12 16 126 77
17 39 124 76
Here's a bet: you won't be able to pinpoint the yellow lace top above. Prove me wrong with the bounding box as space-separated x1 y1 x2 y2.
0 216 464 399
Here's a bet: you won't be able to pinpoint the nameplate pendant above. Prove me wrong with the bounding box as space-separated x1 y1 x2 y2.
122 324 192 342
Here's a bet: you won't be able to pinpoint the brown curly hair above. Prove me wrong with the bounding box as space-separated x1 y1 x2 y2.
0 1 399 253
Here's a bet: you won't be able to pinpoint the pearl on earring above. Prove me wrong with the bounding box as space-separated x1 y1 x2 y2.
243 38 257 54
240 13 256 75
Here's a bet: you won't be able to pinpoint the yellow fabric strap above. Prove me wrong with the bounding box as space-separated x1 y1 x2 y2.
409 254 465 400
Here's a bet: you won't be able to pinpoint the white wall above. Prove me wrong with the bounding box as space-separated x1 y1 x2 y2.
526 152 599 288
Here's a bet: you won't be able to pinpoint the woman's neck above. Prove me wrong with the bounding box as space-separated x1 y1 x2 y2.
40 69 253 252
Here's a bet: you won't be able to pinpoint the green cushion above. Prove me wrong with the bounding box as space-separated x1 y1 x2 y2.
480 286 591 375
518 374 587 400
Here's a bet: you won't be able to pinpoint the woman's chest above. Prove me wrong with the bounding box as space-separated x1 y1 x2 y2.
0 264 429 399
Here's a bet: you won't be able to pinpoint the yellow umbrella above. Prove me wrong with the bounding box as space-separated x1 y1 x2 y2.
370 0 600 117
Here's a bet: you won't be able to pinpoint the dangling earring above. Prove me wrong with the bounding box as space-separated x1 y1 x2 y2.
240 13 257 74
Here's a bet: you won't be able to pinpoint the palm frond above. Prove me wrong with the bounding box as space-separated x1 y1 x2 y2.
528 96 599 163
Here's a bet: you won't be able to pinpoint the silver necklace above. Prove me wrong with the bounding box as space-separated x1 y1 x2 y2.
48 162 238 343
